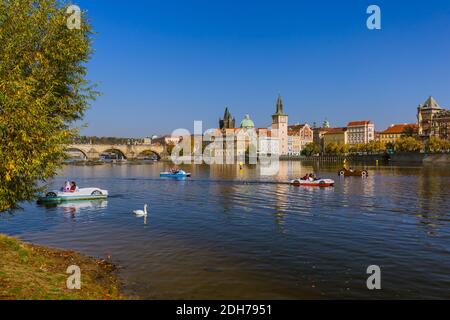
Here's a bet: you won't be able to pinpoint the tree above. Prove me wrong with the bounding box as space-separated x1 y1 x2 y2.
444 140 450 153
349 143 364 154
365 140 386 154
0 0 96 212
325 143 337 155
325 142 347 155
301 143 320 156
426 136 446 153
337 143 349 155
394 137 422 153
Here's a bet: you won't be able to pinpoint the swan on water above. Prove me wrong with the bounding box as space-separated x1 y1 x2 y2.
133 204 148 217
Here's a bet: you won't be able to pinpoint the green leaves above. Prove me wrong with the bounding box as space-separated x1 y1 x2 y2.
301 143 320 156
0 0 96 212
394 137 422 153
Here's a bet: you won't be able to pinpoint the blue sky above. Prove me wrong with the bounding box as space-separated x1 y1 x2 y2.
76 0 450 137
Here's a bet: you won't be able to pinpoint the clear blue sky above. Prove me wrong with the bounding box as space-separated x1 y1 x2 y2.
76 0 450 137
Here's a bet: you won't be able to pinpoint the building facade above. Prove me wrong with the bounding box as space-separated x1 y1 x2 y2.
431 110 450 140
287 124 313 155
313 127 334 152
379 124 417 144
347 121 375 145
418 96 443 138
323 128 348 148
271 95 289 156
418 96 450 140
196 95 290 162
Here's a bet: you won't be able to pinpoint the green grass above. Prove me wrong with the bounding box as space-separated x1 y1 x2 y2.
0 234 122 300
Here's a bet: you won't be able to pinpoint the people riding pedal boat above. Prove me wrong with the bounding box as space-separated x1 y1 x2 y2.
70 181 78 193
63 181 71 192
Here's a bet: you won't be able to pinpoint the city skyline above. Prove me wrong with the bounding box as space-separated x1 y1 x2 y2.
76 0 450 137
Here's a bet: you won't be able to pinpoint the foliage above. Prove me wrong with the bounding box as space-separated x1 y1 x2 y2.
301 143 321 156
394 137 422 153
325 143 348 155
365 140 386 154
0 0 97 212
425 136 449 153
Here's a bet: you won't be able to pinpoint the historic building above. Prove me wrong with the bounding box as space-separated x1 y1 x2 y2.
210 95 289 161
323 128 348 148
417 96 450 140
431 110 450 140
287 123 313 155
219 107 236 129
347 121 375 145
271 95 289 155
379 124 417 144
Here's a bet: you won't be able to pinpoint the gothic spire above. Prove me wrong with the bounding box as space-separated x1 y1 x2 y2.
274 94 285 116
224 107 230 119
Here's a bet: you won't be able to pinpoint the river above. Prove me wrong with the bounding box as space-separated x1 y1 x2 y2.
1 161 449 299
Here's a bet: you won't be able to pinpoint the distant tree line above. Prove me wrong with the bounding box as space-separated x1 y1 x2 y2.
72 136 146 145
301 136 450 156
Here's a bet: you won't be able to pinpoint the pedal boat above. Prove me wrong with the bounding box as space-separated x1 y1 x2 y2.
160 170 191 178
290 178 335 187
37 188 108 203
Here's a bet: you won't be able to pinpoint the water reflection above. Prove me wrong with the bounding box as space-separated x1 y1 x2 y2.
37 200 108 220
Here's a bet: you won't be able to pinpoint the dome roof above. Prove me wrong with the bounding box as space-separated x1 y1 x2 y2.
240 114 255 129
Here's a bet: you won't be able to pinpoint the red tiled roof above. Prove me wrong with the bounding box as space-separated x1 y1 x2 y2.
288 124 311 136
288 124 307 130
347 121 371 126
381 124 417 134
323 127 347 135
313 127 334 133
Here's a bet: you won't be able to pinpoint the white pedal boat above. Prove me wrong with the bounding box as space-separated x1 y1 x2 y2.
38 188 109 203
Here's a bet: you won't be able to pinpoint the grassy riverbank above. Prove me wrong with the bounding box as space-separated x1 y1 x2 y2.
0 234 122 300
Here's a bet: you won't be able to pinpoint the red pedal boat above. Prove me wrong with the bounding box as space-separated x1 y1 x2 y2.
290 178 335 187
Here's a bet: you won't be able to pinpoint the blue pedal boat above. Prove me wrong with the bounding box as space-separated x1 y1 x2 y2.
160 170 191 178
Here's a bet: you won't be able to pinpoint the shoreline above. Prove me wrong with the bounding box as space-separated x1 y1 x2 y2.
0 234 123 300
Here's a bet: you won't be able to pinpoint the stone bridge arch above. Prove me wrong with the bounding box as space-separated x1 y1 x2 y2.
100 147 128 160
66 147 89 160
66 144 165 160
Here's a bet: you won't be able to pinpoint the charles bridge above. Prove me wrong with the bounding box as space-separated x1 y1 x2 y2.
66 143 166 160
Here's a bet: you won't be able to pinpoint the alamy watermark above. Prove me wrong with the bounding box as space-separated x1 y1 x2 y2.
367 5 381 30
66 265 81 290
66 5 81 30
366 265 382 290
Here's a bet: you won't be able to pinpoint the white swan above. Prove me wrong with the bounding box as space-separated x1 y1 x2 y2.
133 204 148 217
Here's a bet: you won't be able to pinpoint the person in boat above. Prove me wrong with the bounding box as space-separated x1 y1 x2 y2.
302 174 309 181
70 181 77 193
63 181 71 192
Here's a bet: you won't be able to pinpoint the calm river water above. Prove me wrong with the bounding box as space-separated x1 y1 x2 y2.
1 161 449 299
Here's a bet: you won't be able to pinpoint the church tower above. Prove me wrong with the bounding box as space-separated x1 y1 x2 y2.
272 95 289 155
219 107 235 129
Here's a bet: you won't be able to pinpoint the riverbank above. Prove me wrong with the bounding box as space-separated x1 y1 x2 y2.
0 234 122 300
390 153 450 164
281 153 450 164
